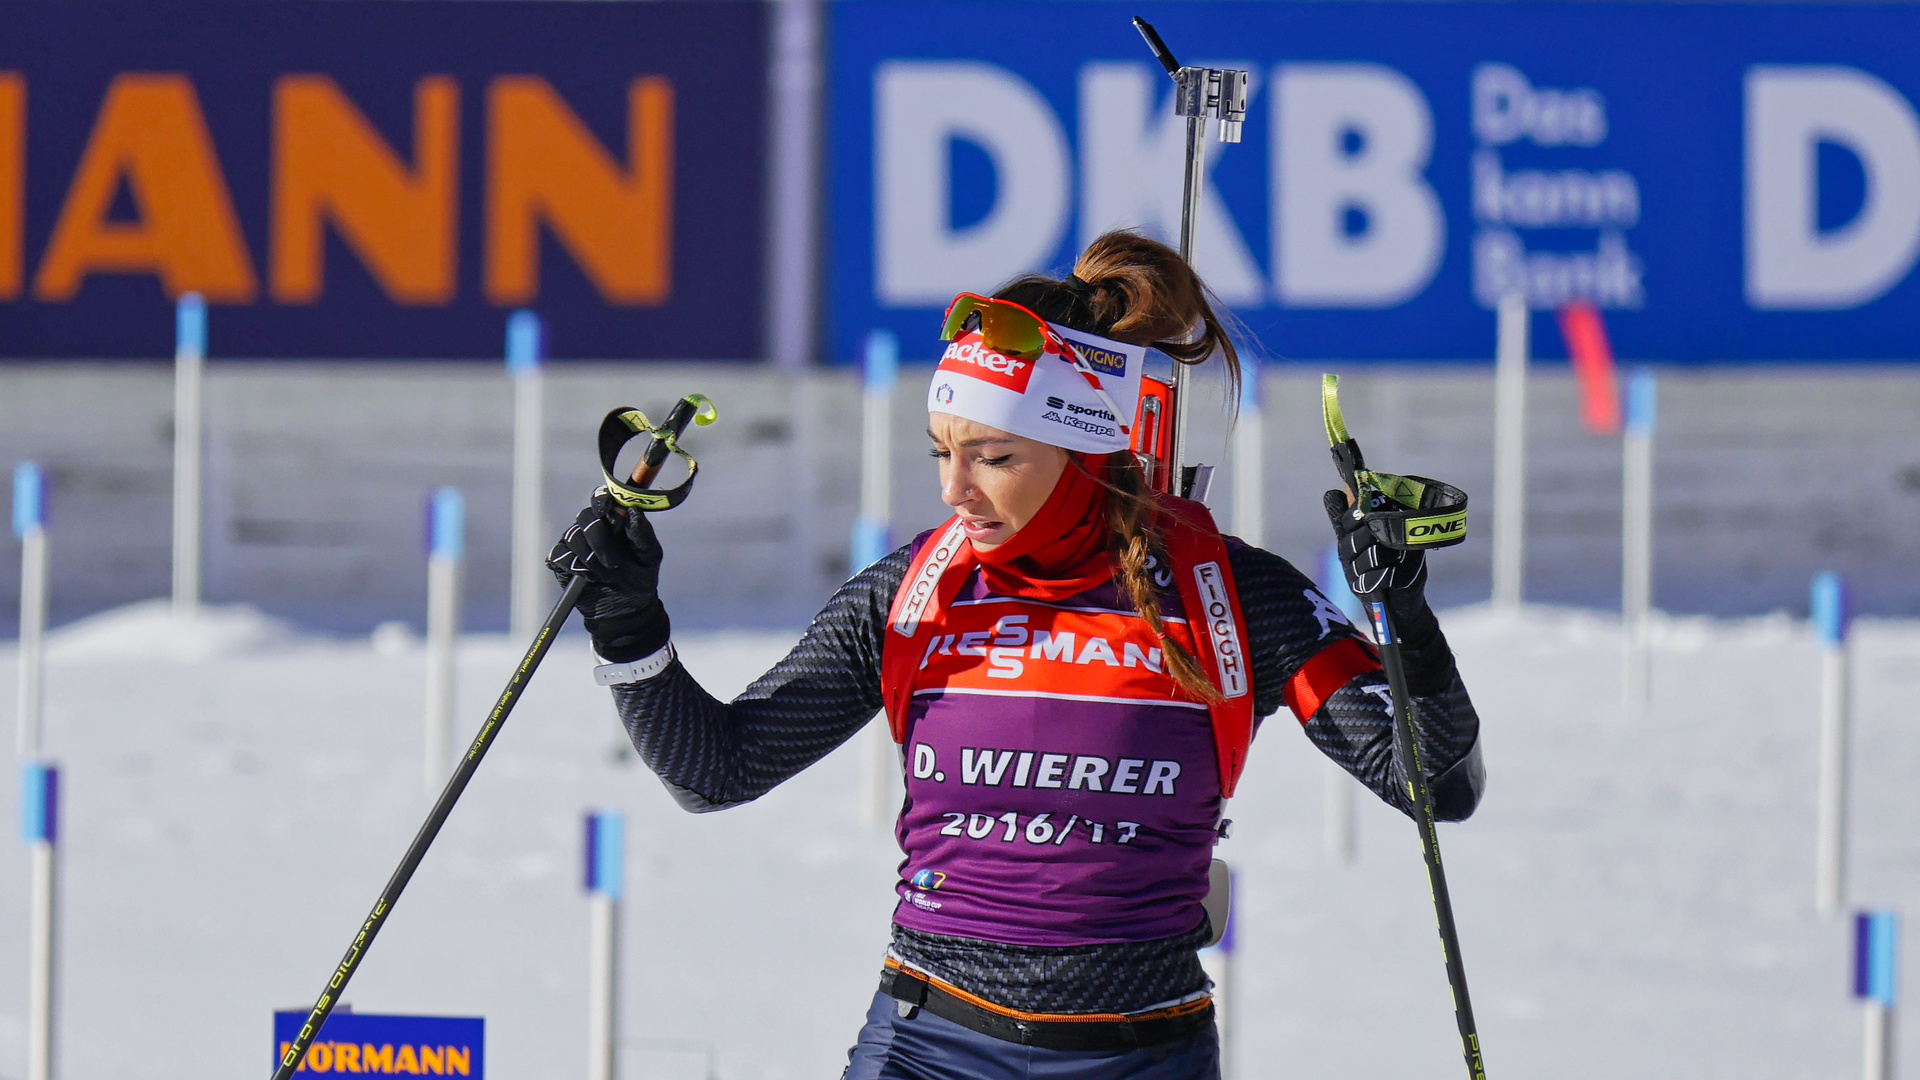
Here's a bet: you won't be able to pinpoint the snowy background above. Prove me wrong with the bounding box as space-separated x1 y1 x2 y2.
1 599 1916 1079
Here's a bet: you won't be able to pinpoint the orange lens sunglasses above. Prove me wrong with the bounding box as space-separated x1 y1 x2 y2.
939 293 1073 361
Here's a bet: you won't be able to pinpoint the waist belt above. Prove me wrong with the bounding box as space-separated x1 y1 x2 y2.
880 958 1214 1052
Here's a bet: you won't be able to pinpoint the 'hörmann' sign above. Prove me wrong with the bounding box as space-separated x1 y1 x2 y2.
0 0 766 360
273 1011 483 1077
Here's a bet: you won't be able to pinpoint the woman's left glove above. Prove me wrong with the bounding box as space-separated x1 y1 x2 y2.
547 490 670 662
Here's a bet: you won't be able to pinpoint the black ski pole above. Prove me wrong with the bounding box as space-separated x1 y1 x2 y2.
270 396 714 1080
1362 594 1486 1080
1322 375 1486 1080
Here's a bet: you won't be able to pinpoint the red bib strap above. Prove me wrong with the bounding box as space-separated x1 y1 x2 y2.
1157 497 1257 798
881 518 973 743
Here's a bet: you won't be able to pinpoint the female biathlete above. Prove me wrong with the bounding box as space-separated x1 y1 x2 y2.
549 231 1484 1080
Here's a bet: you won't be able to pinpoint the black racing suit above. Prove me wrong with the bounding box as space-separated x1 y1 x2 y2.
611 540 1483 1014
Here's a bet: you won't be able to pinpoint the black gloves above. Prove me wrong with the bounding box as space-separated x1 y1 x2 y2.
548 490 670 663
1323 489 1453 694
1323 489 1428 604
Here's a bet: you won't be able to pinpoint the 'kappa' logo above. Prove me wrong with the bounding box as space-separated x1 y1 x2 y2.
938 333 1035 394
1041 410 1116 437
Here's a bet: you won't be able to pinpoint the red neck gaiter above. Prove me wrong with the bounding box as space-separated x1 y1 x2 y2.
971 453 1114 602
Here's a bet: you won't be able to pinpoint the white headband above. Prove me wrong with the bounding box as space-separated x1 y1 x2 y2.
926 325 1147 455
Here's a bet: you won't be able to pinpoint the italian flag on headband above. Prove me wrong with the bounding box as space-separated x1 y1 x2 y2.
927 325 1147 455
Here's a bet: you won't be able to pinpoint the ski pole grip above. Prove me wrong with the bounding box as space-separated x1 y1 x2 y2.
597 394 718 513
1321 374 1470 551
635 397 700 485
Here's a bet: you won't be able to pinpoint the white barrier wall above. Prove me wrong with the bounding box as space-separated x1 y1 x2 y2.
0 362 1917 633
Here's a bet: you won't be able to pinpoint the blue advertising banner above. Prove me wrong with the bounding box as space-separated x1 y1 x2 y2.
0 1 765 360
830 2 1920 364
273 1011 483 1077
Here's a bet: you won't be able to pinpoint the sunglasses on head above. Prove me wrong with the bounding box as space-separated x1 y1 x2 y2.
939 294 1074 362
939 293 1133 438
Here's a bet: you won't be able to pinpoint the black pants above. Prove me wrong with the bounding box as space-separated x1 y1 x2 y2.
841 991 1221 1080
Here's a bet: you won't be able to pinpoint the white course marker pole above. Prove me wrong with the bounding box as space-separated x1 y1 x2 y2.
23 761 58 1080
15 462 47 759
584 810 624 1080
1231 354 1263 548
1855 910 1898 1080
853 330 897 571
1320 545 1359 864
424 487 464 795
766 0 821 371
1621 368 1657 714
857 331 899 830
1814 571 1852 919
1490 292 1528 614
172 293 206 618
507 311 546 640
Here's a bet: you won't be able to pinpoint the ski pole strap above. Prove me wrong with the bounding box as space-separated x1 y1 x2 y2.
1351 472 1469 550
1320 374 1469 551
597 395 717 512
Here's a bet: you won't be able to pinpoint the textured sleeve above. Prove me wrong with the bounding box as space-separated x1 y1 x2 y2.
610 546 910 812
1228 542 1483 821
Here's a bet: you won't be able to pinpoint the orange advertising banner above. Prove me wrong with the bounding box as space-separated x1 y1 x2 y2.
0 1 766 359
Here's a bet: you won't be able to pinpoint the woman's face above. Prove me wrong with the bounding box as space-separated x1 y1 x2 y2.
928 412 1069 550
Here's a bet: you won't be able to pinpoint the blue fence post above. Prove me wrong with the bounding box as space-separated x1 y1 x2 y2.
856 330 902 832
14 461 47 758
1491 292 1529 613
173 293 207 616
13 460 43 538
1854 910 1898 1080
1814 572 1851 649
1231 354 1263 548
584 809 624 1080
424 486 465 794
1815 572 1852 917
853 329 898 572
1622 367 1657 714
431 486 466 564
23 760 58 1080
507 310 547 640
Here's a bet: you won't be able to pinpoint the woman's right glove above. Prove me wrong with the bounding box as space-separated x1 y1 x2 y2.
1323 489 1453 694
1322 489 1428 608
547 490 670 662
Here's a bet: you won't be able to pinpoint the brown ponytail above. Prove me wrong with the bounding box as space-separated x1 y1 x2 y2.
999 230 1240 703
994 229 1242 406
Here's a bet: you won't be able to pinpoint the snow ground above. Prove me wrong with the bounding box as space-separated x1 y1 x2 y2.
2 604 1919 1080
